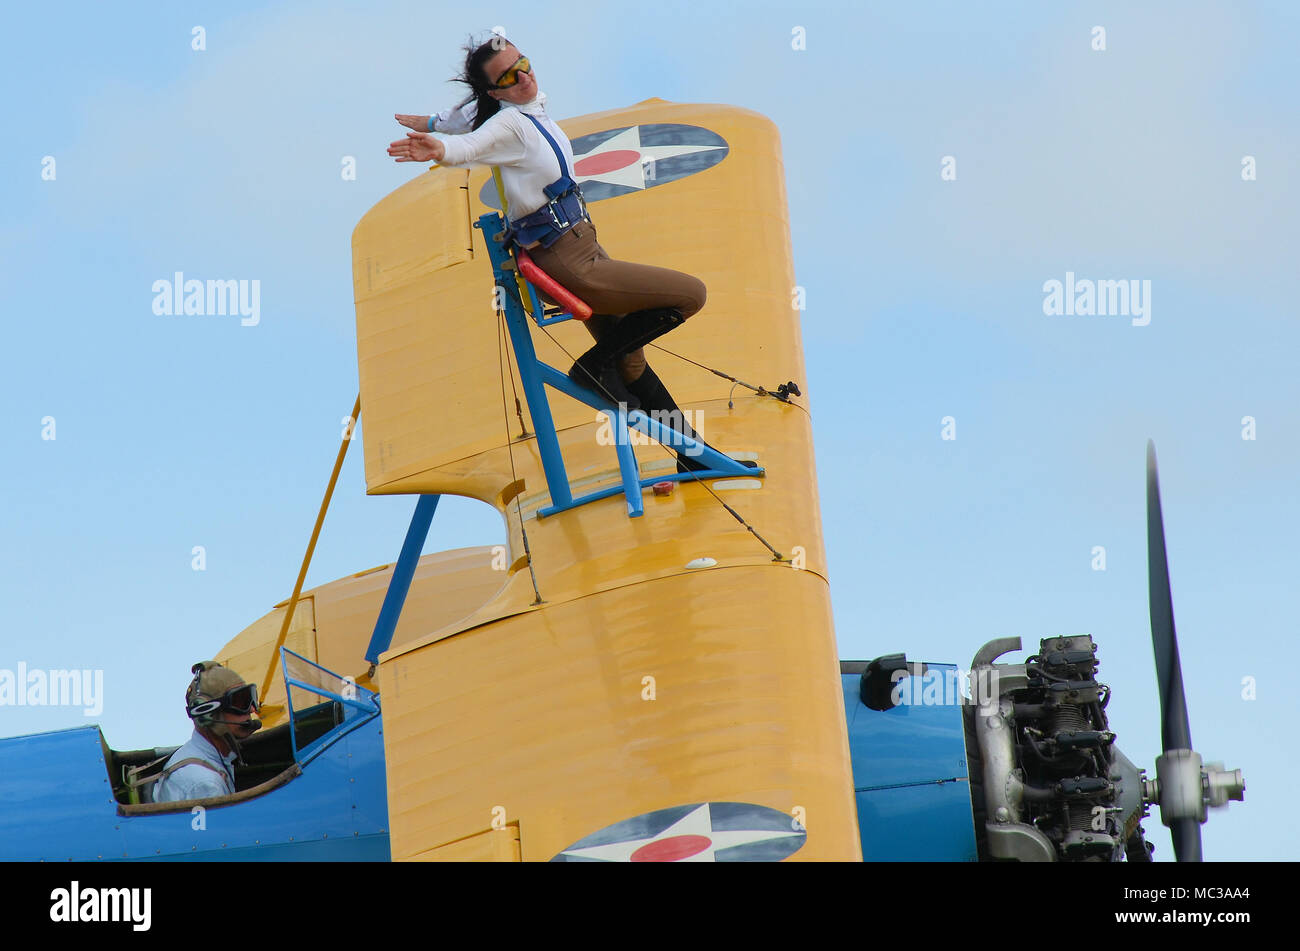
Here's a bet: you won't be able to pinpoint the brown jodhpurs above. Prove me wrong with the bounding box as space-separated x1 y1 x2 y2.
526 218 706 382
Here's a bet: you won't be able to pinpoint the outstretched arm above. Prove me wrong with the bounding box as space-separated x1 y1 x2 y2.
394 114 432 132
388 131 445 164
395 100 479 134
389 112 525 168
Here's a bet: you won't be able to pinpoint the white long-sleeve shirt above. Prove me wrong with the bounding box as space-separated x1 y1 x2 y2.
431 91 577 220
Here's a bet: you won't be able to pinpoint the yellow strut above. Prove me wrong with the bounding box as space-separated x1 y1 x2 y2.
257 394 361 707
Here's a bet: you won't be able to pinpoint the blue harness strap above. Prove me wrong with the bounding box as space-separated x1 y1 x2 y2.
504 113 589 249
524 114 576 194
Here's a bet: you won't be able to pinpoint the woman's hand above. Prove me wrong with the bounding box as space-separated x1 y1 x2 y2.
395 113 432 132
388 131 445 164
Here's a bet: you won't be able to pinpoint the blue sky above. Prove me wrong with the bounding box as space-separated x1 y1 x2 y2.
3 1 1295 861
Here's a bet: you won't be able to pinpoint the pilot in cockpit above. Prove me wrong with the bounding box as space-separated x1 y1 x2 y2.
153 661 262 803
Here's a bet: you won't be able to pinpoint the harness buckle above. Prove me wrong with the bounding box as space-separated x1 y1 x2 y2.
548 199 570 231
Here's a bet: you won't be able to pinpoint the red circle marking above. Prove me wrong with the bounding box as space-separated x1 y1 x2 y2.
630 834 712 862
574 150 641 176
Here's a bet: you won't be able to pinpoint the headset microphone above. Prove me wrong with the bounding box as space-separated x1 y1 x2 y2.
211 715 263 733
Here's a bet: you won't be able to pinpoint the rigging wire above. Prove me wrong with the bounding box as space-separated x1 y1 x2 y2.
531 319 789 563
497 303 545 605
646 343 801 408
500 310 530 438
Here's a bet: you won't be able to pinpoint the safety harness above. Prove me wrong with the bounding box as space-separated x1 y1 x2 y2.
502 113 589 250
125 752 233 804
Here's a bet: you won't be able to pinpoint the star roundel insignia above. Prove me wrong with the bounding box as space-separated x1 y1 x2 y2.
549 802 806 862
478 122 729 208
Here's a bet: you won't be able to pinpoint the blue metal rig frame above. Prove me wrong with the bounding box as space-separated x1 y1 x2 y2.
474 211 762 521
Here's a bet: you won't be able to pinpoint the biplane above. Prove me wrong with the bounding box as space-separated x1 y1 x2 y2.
0 98 1241 861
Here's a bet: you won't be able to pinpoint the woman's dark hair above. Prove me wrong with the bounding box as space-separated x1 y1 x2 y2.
451 33 516 131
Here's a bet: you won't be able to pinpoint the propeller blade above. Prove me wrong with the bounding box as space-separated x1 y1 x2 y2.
1146 440 1201 862
1170 818 1203 863
1146 440 1193 752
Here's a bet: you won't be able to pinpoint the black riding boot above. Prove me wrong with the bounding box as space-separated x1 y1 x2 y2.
625 364 759 474
568 307 686 410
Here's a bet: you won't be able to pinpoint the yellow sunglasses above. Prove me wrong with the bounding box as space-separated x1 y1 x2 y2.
493 55 531 88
